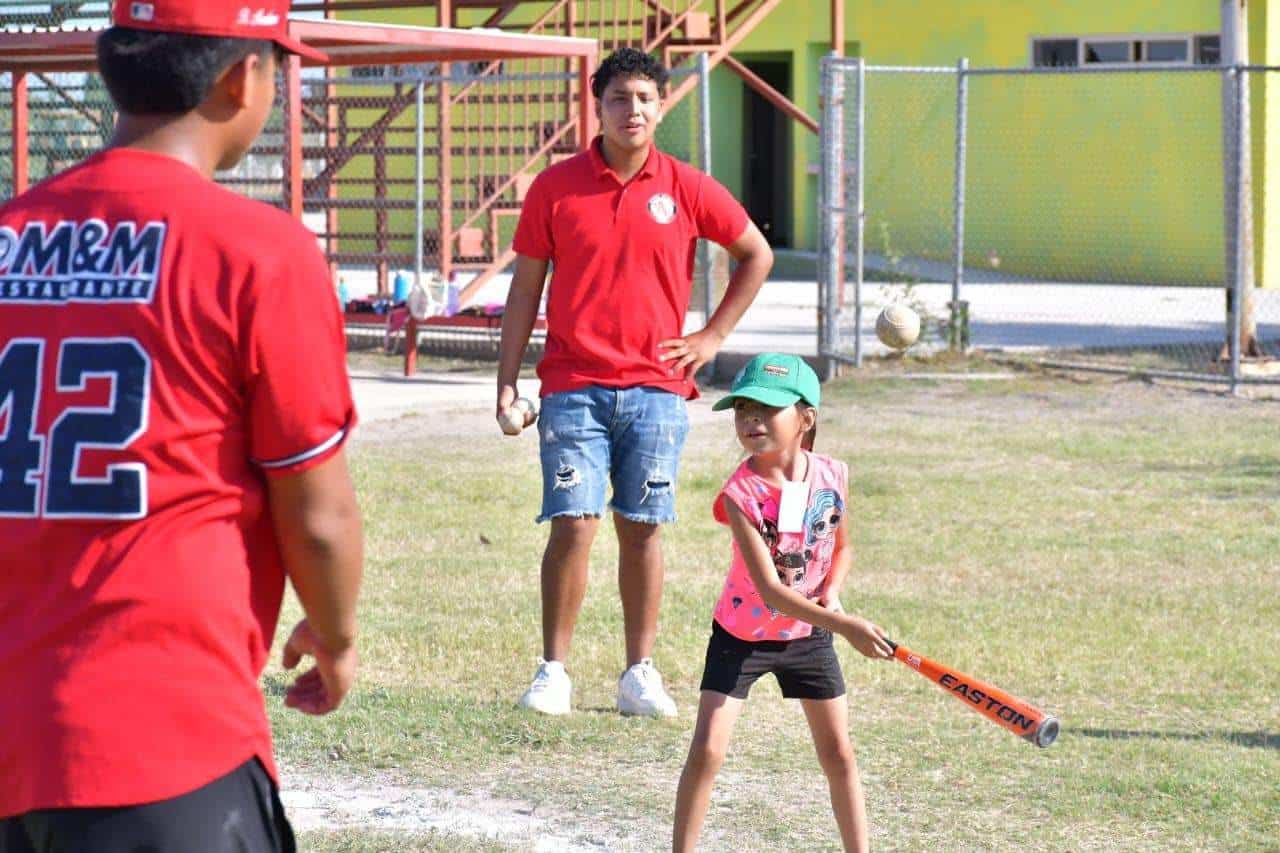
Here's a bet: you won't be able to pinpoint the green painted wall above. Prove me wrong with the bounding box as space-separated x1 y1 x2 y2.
339 1 1276 287
722 0 1276 287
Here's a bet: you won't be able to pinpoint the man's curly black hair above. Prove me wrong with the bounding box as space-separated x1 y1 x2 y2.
590 47 669 99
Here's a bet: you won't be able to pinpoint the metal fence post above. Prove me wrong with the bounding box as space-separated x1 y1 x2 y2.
402 79 425 376
12 72 28 195
414 80 425 291
1229 65 1245 393
818 56 835 377
696 51 717 381
852 57 866 368
950 57 970 352
819 56 849 376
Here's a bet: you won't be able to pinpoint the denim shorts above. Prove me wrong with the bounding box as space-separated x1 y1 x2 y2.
536 385 690 525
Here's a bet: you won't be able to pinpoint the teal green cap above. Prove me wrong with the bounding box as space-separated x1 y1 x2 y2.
712 352 821 412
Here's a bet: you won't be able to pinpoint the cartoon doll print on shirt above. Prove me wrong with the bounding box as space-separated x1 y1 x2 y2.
755 488 844 595
804 489 843 568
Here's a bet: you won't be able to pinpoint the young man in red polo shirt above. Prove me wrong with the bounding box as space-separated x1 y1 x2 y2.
0 3 362 850
498 48 773 717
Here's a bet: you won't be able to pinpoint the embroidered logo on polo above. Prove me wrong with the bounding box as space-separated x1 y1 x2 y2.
0 219 167 305
647 193 677 225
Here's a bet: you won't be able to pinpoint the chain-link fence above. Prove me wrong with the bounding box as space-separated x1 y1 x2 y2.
0 0 107 28
1 50 719 364
343 58 714 359
0 72 11 201
819 57 1280 389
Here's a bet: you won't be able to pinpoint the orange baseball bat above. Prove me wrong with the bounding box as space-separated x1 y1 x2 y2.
885 638 1059 748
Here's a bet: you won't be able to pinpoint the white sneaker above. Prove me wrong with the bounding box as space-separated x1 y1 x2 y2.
617 658 677 718
518 659 571 715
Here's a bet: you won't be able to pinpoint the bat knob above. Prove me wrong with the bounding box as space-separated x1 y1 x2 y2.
1034 716 1060 748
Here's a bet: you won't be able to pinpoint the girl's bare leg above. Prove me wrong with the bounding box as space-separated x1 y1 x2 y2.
801 697 868 853
673 691 745 852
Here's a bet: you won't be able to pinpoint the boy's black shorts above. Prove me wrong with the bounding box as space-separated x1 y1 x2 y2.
0 757 295 853
699 620 846 700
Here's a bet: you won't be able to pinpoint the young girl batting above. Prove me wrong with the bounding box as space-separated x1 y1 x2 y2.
672 353 894 853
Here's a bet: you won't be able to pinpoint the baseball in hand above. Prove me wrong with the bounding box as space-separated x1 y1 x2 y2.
876 304 921 350
499 396 537 436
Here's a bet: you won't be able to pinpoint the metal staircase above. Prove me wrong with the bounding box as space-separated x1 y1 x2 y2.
303 0 785 306
0 1 790 307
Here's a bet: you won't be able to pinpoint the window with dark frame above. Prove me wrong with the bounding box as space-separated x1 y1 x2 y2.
1145 39 1189 63
1083 41 1132 64
1033 34 1221 68
1195 35 1221 65
1034 39 1078 67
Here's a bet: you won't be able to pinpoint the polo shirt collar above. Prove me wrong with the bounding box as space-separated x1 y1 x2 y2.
590 136 659 182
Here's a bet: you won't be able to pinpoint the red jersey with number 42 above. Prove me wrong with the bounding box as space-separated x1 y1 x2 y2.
0 149 356 817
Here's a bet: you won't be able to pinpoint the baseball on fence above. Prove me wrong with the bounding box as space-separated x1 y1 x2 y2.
498 396 538 436
876 304 922 350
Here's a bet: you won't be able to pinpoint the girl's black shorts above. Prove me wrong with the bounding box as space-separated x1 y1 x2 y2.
699 620 846 700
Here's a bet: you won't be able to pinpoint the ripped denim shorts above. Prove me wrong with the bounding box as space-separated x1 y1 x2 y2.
536 385 690 525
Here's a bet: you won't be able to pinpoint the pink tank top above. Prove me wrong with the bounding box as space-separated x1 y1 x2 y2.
712 452 849 641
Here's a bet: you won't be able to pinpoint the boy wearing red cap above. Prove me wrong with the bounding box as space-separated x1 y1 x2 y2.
0 3 360 850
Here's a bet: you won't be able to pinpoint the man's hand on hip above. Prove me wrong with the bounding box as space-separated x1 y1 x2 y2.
659 327 725 379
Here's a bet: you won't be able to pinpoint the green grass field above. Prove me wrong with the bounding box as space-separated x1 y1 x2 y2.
269 361 1279 851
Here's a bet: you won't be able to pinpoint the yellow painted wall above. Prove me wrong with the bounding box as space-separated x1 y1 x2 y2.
722 0 1280 287
339 1 1275 287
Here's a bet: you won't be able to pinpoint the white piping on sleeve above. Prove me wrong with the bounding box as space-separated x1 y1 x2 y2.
255 426 348 470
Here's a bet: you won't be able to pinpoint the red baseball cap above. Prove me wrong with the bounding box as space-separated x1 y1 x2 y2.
113 0 328 63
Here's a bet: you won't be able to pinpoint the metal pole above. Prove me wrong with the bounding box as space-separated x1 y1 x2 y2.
852 57 866 368
284 54 303 221
414 81 425 290
12 72 28 194
405 79 424 377
818 56 837 377
950 57 970 352
697 51 717 380
1230 66 1245 392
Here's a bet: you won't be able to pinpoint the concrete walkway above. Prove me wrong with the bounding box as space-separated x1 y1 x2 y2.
349 274 1280 422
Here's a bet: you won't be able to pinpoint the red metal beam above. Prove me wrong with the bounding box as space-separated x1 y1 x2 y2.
285 54 304 219
303 89 416 198
724 0 755 25
12 72 27 194
665 0 783 105
831 0 843 55
642 3 704 53
454 117 576 233
291 19 596 61
481 0 521 28
578 53 596 148
450 0 572 103
439 0 454 285
720 54 817 134
0 19 596 72
455 246 517 307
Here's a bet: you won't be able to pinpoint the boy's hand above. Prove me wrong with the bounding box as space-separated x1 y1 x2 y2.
818 588 844 613
496 383 518 429
282 618 358 715
658 327 725 378
837 615 895 660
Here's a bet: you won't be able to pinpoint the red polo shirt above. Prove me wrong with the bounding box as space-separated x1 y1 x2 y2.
513 138 748 399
